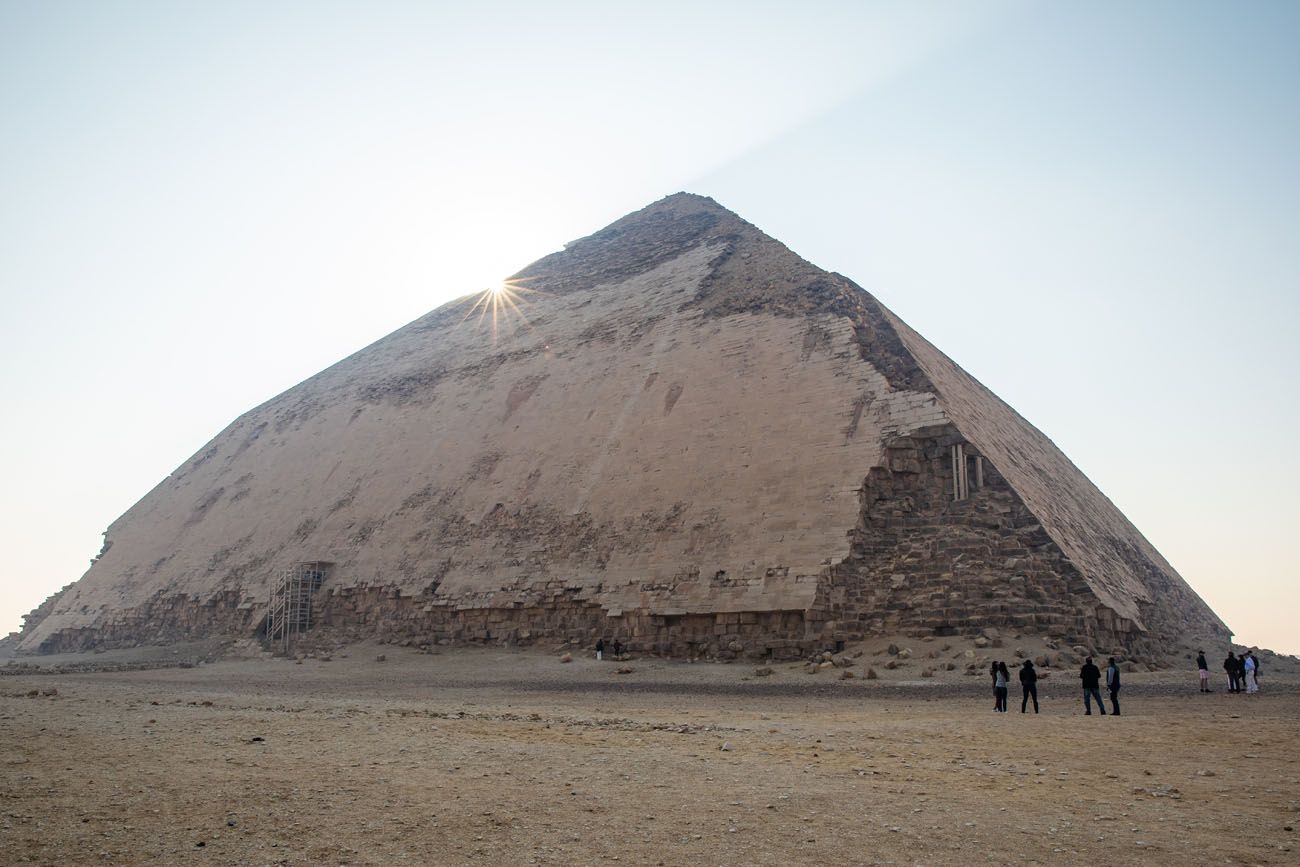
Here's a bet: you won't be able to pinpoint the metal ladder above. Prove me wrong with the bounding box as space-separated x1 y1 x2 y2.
265 563 327 653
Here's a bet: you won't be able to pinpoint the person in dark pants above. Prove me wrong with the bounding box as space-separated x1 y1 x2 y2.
994 661 1010 712
1105 657 1121 716
595 638 605 661
990 661 1000 710
1080 657 1105 715
1019 659 1039 713
1224 652 1239 692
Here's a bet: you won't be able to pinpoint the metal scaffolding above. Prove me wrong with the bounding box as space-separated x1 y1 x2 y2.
265 562 328 652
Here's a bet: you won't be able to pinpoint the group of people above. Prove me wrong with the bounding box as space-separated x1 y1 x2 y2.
992 648 1265 714
989 658 1047 714
593 638 624 660
990 656 1122 715
1201 649 1261 694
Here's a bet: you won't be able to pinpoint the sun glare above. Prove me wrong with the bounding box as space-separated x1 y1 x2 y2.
459 277 542 343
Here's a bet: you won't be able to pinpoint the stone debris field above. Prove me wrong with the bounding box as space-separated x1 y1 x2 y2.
2 640 1297 866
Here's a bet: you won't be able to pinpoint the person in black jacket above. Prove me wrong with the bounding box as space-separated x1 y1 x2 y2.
1080 657 1105 715
1224 652 1239 692
1105 657 1121 716
1197 651 1210 692
1019 659 1039 713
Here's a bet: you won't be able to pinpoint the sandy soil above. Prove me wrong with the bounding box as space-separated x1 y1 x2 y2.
2 643 1297 866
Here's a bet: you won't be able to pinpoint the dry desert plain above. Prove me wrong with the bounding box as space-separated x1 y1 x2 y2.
2 639 1298 866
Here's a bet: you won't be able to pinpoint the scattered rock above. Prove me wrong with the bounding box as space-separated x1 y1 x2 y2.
887 643 900 656
616 666 634 675
753 667 774 677
840 669 855 679
375 654 386 662
865 667 878 680
1132 782 1181 801
559 653 573 664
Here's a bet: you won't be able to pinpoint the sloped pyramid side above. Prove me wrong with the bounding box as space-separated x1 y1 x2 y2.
882 309 1229 646
18 194 956 654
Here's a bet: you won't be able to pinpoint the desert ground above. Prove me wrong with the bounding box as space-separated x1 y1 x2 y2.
2 640 1297 866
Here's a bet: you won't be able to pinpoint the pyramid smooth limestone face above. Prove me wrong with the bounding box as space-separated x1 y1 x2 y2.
17 193 1228 659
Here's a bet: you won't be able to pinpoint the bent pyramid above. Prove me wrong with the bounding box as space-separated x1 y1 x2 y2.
19 194 1228 659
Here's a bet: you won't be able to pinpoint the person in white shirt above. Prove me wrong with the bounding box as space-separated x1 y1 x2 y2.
1244 652 1259 693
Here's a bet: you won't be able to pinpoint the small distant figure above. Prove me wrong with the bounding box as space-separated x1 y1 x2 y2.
990 661 1000 710
1019 659 1039 713
595 638 605 661
1244 650 1259 694
612 639 623 657
1224 651 1240 693
1105 657 1121 716
1196 651 1210 692
994 661 1009 712
1080 657 1105 715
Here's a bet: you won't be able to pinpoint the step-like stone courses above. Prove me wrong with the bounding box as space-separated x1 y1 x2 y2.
820 425 1158 657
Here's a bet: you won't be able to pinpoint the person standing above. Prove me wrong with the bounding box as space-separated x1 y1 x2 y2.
1105 657 1121 716
1224 651 1239 693
1019 659 1039 713
994 661 1009 712
990 661 1000 711
1197 651 1210 692
1244 651 1259 693
595 638 605 661
1080 657 1105 715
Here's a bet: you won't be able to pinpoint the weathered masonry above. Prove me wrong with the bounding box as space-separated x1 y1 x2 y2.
16 193 1229 660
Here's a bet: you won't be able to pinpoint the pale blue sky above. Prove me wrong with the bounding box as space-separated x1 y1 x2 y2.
2 1 1296 653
